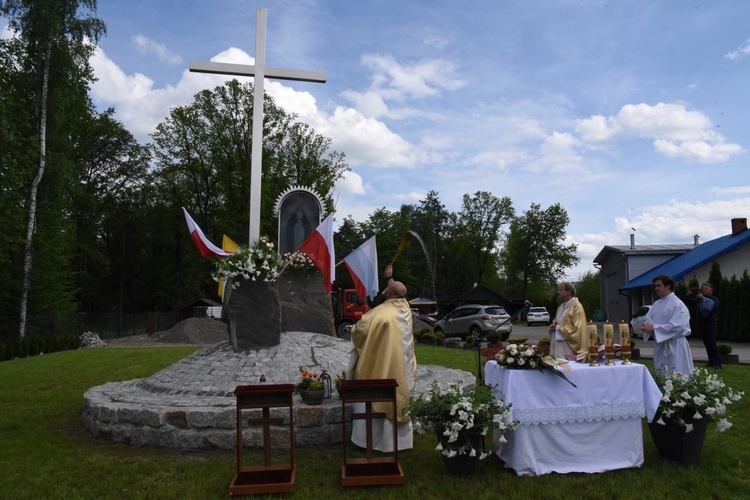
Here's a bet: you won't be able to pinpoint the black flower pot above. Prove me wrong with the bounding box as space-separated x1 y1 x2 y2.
436 430 483 476
299 389 325 405
648 415 708 465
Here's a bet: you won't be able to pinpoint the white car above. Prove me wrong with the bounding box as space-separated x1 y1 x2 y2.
527 307 550 326
629 305 651 339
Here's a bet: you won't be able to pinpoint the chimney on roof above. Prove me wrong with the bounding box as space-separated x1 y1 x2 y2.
630 233 635 249
731 218 748 236
694 234 700 246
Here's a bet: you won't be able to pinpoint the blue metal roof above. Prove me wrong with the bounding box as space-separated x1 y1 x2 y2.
620 229 750 291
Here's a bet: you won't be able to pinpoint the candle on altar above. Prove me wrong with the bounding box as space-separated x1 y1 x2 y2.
619 322 630 346
604 323 614 347
588 324 598 347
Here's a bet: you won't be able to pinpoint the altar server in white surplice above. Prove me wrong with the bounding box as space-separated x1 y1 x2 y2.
348 269 417 452
641 274 694 375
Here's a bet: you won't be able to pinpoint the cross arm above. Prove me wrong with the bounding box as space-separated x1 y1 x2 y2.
189 60 326 83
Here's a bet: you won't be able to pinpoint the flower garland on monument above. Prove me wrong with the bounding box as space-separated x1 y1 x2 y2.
211 236 281 287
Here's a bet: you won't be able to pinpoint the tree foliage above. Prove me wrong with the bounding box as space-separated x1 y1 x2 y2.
499 202 579 299
1 0 106 337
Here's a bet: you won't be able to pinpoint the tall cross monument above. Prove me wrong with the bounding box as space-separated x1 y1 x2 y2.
190 8 326 245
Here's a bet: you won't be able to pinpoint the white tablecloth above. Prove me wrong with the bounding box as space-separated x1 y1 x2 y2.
485 360 662 476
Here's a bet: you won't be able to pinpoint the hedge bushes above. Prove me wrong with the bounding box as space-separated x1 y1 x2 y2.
0 334 81 362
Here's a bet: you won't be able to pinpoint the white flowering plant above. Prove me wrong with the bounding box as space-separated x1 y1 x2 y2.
652 367 743 433
495 342 577 387
280 250 318 273
406 382 518 459
212 236 280 286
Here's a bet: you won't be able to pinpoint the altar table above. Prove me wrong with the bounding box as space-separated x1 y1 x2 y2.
484 360 662 476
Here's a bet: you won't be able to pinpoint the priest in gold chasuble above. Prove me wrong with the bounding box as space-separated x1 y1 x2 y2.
348 278 417 452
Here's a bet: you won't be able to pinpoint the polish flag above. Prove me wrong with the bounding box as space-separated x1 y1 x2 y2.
182 207 236 258
343 236 379 303
299 214 335 292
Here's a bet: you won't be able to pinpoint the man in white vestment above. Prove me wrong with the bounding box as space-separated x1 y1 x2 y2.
641 274 694 375
348 267 417 452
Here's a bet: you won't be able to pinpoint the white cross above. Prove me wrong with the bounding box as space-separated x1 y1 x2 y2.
189 8 326 245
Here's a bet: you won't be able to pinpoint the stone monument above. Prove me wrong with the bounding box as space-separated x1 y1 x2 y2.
275 186 334 335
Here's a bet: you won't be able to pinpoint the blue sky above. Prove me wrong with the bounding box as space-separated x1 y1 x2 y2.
8 1 750 279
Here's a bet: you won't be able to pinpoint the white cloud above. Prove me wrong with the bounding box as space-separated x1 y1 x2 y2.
342 54 468 120
653 139 742 163
90 45 423 172
524 131 586 173
315 106 423 168
336 170 366 195
131 35 183 65
396 190 425 203
613 198 750 243
360 54 467 100
576 102 743 163
724 38 750 60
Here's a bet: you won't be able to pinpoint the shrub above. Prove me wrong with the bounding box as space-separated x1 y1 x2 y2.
413 328 432 338
719 344 733 355
506 337 528 345
487 331 503 343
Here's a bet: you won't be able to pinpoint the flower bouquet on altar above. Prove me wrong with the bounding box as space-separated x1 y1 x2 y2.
652 367 743 433
494 343 577 387
406 382 518 462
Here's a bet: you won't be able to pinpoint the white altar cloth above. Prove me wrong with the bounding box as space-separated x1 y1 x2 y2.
485 360 662 476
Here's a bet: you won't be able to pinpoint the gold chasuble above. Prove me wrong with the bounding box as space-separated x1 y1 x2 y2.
556 297 588 356
349 297 417 424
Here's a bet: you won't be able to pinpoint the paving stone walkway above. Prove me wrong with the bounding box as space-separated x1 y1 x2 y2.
82 331 474 450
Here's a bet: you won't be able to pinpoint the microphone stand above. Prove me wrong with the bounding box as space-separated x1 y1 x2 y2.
473 302 533 385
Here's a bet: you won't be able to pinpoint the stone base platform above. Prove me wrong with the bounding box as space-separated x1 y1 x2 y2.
82 331 474 450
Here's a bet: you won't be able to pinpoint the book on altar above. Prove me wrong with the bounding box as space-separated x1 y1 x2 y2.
563 352 589 363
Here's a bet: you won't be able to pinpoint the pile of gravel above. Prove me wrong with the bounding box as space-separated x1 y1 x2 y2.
80 331 108 348
149 317 229 345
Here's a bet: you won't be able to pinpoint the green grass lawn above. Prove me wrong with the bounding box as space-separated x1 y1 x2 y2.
0 345 748 499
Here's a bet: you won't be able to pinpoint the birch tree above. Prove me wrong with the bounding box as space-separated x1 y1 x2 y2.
1 0 105 338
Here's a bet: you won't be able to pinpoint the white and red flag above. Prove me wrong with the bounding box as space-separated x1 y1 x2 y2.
343 236 379 303
299 213 336 292
182 207 236 258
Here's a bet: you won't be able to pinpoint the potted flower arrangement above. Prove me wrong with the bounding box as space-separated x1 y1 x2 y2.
296 370 325 405
406 381 518 476
649 367 744 465
333 370 347 397
495 342 576 387
212 235 281 287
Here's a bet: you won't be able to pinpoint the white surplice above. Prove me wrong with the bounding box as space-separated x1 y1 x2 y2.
644 292 694 375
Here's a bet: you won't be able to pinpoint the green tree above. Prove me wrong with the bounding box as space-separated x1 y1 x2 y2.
2 0 106 337
575 270 602 321
451 191 514 288
410 191 450 300
499 202 579 299
69 107 150 312
151 80 348 247
149 80 349 303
